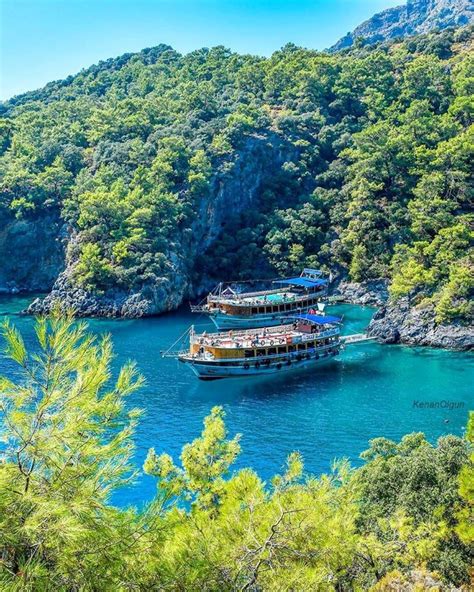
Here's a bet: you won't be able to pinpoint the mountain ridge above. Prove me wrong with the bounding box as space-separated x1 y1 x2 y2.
331 0 473 51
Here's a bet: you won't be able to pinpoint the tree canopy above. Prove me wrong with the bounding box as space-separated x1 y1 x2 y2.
0 27 472 320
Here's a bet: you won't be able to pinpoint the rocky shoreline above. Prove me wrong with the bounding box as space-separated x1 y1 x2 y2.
21 275 473 352
332 279 389 307
331 279 472 351
367 298 473 351
26 271 187 318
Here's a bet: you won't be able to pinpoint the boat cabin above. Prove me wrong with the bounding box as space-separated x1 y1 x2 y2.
206 269 328 316
189 314 341 361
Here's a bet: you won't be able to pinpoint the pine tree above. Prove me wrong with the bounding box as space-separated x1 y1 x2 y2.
0 312 144 589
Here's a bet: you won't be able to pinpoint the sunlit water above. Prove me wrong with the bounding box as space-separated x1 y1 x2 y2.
0 294 472 507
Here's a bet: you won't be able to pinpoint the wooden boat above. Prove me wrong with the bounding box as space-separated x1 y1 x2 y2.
191 268 328 330
174 313 343 380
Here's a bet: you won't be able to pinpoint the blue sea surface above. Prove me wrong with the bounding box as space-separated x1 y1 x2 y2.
0 294 472 507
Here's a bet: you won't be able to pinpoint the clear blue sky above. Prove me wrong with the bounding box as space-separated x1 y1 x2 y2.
0 0 402 100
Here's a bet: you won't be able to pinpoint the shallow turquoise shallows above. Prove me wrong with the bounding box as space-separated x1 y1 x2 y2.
0 295 472 507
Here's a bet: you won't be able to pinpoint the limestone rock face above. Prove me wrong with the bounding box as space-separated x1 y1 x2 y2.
368 298 474 351
331 0 473 51
27 269 187 317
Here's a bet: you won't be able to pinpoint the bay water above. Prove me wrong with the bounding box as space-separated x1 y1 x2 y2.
0 294 472 507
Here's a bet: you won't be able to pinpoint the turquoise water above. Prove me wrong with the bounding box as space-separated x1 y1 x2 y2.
264 293 288 302
0 294 472 507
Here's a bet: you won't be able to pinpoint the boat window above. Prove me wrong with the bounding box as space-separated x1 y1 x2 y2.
277 346 286 354
307 341 315 349
265 306 271 314
244 350 254 358
297 343 306 351
288 345 296 352
258 307 265 314
267 347 277 355
251 308 258 314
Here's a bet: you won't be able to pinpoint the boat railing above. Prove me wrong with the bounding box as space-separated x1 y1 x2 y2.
208 289 327 305
193 323 289 341
184 340 340 362
208 287 286 302
190 326 340 346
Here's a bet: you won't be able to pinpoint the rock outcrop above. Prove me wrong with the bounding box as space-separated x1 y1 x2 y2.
368 298 473 351
27 269 187 318
331 0 473 51
333 279 389 307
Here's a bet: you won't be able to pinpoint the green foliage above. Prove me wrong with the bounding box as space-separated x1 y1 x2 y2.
0 313 145 590
144 406 241 511
75 242 115 291
0 317 473 589
355 431 473 585
1 27 473 320
456 411 474 545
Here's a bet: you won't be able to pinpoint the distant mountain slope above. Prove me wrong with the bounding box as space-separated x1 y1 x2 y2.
331 0 473 50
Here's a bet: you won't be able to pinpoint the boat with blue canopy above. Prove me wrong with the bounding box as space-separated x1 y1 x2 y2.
190 269 329 330
170 313 343 380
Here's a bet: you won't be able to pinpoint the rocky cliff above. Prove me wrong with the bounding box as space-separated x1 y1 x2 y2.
28 133 299 317
332 0 473 51
330 281 473 351
333 279 389 307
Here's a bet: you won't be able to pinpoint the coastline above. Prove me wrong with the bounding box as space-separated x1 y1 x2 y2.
10 276 472 352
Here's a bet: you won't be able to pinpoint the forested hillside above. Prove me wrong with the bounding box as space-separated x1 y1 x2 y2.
0 27 472 323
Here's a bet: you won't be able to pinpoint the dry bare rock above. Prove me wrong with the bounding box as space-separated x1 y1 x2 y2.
334 279 389 307
332 0 473 51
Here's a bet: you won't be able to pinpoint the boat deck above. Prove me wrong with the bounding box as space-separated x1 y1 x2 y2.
211 290 302 307
193 324 338 350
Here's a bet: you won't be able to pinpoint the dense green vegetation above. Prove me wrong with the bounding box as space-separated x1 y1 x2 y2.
0 315 472 590
0 27 472 320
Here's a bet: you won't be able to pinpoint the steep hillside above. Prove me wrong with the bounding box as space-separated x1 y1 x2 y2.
0 28 472 347
332 0 473 51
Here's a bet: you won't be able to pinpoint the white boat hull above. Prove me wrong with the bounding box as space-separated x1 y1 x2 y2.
180 348 341 380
